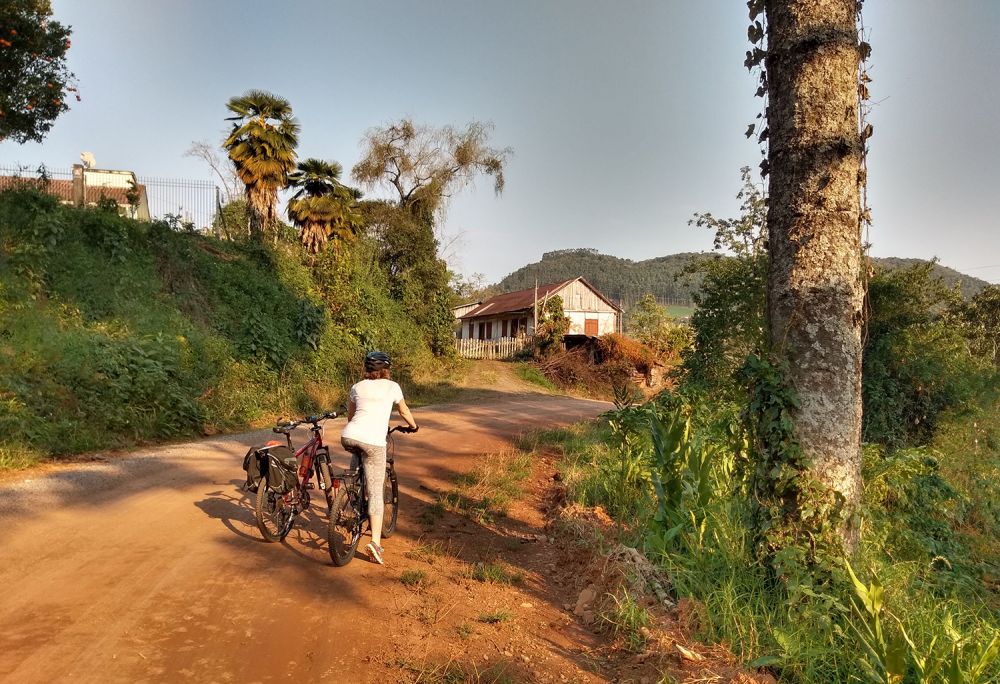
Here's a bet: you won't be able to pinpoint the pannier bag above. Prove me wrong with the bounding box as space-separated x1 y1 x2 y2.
242 445 298 493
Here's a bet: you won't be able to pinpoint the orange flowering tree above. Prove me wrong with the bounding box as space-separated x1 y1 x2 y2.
0 0 76 143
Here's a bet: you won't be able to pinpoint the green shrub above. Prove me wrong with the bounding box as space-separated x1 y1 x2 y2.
546 389 1000 682
0 188 451 466
863 263 990 446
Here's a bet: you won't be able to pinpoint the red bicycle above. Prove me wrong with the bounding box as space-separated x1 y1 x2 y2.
249 411 341 542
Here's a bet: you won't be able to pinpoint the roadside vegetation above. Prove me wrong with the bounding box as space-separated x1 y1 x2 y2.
0 94 509 469
532 170 1000 681
0 188 449 467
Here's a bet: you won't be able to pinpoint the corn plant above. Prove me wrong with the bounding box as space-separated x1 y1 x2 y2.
646 405 731 557
845 560 1000 683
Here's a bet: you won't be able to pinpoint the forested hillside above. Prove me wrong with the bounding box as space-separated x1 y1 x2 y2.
494 248 991 306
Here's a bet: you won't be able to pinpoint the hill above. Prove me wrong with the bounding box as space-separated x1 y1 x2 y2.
494 248 704 309
871 256 990 300
493 248 991 306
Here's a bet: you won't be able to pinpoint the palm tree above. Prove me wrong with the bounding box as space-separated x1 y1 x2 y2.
223 90 299 242
286 158 362 253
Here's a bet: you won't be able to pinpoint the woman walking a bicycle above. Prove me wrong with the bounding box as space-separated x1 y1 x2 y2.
340 351 418 565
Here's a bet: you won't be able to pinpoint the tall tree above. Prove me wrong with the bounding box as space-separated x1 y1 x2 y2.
352 119 509 356
761 0 866 549
223 90 299 242
286 158 361 254
351 119 509 221
0 0 76 143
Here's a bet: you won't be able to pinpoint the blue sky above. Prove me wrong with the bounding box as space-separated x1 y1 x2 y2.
1 1 997 283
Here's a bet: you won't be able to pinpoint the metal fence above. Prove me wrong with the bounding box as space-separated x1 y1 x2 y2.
0 163 73 184
0 164 221 232
137 175 219 231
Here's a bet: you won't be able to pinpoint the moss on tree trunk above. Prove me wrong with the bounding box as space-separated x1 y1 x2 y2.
764 0 865 549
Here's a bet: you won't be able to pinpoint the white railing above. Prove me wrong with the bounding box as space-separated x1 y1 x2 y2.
454 336 532 360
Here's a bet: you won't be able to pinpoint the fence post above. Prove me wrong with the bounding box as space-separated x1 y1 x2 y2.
71 164 85 207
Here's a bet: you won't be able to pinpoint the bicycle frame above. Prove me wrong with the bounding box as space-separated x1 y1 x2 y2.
286 427 324 488
274 420 335 502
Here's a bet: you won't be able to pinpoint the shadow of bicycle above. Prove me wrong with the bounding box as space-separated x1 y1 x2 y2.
194 480 384 567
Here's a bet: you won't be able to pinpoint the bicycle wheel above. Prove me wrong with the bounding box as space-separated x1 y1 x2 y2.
255 478 294 542
328 486 362 566
381 465 399 538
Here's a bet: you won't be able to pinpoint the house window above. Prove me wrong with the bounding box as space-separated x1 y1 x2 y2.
486 321 493 339
501 319 508 338
468 322 474 338
478 322 486 340
585 318 599 336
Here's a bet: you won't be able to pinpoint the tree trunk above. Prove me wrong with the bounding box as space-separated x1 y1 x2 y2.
247 185 276 244
764 0 864 549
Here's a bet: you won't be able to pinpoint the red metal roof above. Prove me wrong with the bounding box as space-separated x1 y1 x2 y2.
459 277 621 319
0 177 146 206
459 281 572 319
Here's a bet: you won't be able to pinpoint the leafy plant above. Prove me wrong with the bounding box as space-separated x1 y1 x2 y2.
0 0 77 143
534 295 570 357
223 90 299 242
477 610 512 624
845 560 1000 683
400 569 427 588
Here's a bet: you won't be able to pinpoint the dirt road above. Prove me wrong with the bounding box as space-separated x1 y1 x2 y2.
0 392 609 683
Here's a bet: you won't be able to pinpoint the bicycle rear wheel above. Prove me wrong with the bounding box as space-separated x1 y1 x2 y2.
255 478 294 542
381 466 399 538
328 486 362 566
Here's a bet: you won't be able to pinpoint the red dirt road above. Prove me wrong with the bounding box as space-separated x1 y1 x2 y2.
0 393 608 683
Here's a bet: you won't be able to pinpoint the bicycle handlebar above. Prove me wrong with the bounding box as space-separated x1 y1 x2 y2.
388 425 419 435
273 410 341 433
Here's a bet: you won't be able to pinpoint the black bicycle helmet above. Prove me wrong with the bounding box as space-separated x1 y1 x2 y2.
364 350 391 371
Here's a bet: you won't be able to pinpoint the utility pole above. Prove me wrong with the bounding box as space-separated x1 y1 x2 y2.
533 278 539 334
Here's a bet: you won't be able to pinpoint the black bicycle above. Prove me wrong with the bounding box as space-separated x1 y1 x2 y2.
327 425 416 566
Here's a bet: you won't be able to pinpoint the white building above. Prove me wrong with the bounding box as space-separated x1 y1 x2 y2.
455 277 621 340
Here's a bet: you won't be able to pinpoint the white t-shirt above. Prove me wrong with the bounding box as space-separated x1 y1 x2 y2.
340 379 404 447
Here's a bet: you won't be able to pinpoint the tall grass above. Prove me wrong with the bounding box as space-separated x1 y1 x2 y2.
542 390 1000 682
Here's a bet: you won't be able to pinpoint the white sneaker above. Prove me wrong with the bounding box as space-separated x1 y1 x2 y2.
365 542 384 565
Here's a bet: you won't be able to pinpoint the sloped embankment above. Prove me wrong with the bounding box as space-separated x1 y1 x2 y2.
0 188 434 468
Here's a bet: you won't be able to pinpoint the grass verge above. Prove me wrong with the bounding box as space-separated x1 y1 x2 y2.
437 449 533 524
514 362 556 391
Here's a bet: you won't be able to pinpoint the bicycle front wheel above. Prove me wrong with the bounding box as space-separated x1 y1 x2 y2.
328 487 362 566
255 479 293 542
382 466 399 538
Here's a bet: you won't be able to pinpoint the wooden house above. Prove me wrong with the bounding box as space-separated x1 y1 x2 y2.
455 277 621 341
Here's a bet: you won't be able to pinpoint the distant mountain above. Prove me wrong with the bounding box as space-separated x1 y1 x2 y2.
494 249 703 309
869 257 990 300
493 248 991 307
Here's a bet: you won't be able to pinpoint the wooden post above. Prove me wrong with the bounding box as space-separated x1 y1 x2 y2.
533 279 538 334
71 164 85 207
